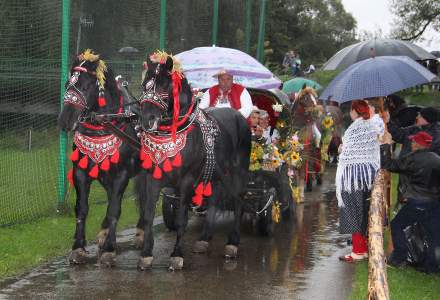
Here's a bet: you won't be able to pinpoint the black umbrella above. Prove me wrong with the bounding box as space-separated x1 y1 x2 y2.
430 50 440 58
323 38 436 71
118 46 140 54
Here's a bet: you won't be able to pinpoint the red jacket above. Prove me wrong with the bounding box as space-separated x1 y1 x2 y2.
208 83 245 110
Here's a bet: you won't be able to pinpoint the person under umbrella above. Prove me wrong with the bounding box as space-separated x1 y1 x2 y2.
337 100 381 262
380 131 440 273
199 69 253 118
383 107 440 203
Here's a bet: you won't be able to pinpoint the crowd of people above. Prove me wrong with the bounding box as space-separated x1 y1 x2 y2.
335 97 440 273
199 64 440 274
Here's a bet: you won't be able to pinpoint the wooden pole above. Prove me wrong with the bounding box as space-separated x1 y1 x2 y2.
367 169 390 300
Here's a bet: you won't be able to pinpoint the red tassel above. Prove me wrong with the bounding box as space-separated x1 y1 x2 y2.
203 182 212 197
67 169 74 186
163 158 172 172
98 96 106 107
88 164 99 178
192 194 203 206
195 182 204 195
153 165 162 179
110 150 120 164
100 157 110 171
78 155 88 169
70 148 79 162
172 152 182 167
142 155 153 169
140 150 148 161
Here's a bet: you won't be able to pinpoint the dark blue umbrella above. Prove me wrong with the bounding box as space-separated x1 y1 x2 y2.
319 56 437 103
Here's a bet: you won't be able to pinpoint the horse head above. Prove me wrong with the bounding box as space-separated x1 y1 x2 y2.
58 49 120 131
139 50 192 133
292 87 322 124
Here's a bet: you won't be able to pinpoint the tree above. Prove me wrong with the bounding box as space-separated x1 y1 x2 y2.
391 0 440 41
264 0 357 69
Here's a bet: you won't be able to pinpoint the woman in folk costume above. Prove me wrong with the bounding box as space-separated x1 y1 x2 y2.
337 100 380 262
199 69 253 118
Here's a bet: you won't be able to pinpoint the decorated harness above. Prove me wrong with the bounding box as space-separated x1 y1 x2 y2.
64 50 126 182
138 51 220 205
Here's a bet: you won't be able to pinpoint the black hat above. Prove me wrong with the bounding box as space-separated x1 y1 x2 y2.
420 107 439 123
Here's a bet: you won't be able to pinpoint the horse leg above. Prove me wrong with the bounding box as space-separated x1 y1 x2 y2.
193 182 221 254
134 187 146 249
169 186 191 271
225 190 243 259
68 168 92 264
137 174 161 270
98 171 129 267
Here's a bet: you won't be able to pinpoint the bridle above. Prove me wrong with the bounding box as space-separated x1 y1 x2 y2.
63 60 125 129
139 64 169 110
138 64 198 135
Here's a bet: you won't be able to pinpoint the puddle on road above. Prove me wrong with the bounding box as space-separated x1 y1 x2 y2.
0 172 354 300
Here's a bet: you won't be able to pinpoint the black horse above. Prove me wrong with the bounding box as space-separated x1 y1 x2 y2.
57 50 141 266
135 51 251 270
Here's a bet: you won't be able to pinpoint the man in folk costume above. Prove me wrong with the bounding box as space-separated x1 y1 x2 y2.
200 69 253 119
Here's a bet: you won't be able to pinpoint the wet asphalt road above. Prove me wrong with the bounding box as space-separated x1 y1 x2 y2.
0 168 354 300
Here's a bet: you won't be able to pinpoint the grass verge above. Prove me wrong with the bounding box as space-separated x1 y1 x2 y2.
349 174 440 299
0 195 140 280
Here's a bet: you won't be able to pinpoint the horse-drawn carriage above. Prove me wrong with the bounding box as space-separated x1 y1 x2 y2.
58 49 336 270
161 88 294 236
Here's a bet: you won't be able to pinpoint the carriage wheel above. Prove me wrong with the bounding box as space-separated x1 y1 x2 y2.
162 189 178 231
257 188 275 236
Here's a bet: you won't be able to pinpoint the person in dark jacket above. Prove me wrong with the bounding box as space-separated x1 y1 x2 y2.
381 131 440 272
384 107 440 203
385 107 440 156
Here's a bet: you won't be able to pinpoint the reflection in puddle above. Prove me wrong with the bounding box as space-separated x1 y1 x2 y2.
0 173 354 300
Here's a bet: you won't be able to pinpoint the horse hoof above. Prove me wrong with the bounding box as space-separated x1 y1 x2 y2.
224 245 238 259
138 256 154 271
68 248 87 265
169 257 184 271
96 229 109 247
193 240 209 253
223 260 238 271
134 229 144 249
98 251 116 267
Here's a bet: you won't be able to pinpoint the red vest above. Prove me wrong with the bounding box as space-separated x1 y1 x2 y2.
208 83 245 110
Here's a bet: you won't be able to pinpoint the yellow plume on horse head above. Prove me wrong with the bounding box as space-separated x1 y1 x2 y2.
149 50 183 76
78 49 107 91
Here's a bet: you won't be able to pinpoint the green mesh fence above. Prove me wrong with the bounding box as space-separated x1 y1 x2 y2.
0 0 263 226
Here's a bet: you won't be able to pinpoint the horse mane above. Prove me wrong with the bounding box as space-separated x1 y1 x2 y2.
149 50 183 77
78 49 108 91
295 87 318 108
75 49 120 108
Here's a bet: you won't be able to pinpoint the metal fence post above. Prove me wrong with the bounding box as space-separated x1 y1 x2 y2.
256 0 267 63
57 0 70 207
212 0 219 46
160 0 167 50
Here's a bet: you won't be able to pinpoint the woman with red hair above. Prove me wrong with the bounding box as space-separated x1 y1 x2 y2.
336 100 381 262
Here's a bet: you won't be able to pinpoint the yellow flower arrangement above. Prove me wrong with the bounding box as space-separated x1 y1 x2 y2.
276 120 286 129
249 141 265 171
322 116 334 129
272 201 281 223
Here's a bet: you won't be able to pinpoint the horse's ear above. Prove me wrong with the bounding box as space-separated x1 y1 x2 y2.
165 56 173 72
302 83 307 90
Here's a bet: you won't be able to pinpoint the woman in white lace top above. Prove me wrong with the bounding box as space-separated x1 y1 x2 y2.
337 100 380 263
